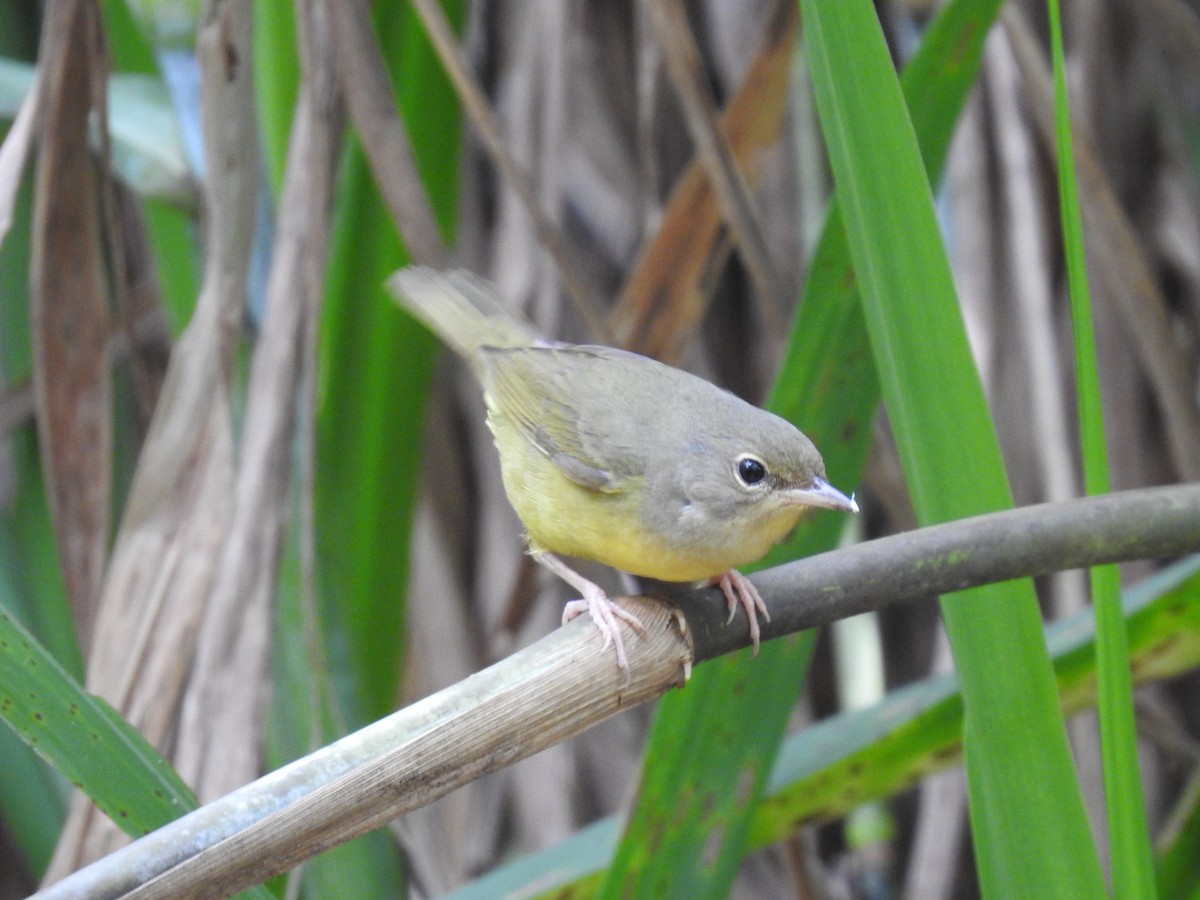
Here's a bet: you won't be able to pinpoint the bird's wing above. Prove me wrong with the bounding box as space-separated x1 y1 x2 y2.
480 345 625 493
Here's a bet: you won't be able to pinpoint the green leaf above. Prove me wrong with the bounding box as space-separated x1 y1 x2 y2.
1047 2 1156 894
0 447 71 876
314 0 464 730
0 86 77 880
760 557 1200 843
1158 755 1200 900
0 607 196 839
0 725 64 878
802 0 1105 895
253 0 299 197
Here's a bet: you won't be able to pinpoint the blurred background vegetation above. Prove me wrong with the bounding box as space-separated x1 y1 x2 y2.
1 0 1199 897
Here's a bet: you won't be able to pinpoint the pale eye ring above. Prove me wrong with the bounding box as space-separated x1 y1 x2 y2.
736 455 767 486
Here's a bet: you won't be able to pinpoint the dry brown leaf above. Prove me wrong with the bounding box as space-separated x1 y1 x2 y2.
43 317 238 882
175 0 342 803
30 0 111 652
610 1 796 361
410 0 609 339
647 0 785 333
42 0 257 882
107 182 174 427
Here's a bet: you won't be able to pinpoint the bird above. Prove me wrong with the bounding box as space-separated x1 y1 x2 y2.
389 267 859 672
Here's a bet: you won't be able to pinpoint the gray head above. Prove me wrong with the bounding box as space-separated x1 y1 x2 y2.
640 400 859 573
679 407 857 518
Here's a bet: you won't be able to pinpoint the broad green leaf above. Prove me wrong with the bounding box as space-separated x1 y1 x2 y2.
802 0 1105 895
0 602 278 900
0 607 195 837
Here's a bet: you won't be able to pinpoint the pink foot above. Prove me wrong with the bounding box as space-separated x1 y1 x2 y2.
706 569 769 654
535 552 646 674
561 588 646 673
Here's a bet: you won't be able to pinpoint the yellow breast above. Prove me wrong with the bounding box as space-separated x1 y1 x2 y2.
489 411 803 583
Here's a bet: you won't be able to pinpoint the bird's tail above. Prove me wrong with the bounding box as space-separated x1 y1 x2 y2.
388 268 542 363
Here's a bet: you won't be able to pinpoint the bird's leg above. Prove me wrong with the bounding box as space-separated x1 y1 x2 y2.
532 551 646 673
706 569 770 655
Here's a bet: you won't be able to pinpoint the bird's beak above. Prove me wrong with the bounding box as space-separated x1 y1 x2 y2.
786 477 860 513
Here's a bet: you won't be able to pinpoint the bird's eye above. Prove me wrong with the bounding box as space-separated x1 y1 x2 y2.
736 455 767 486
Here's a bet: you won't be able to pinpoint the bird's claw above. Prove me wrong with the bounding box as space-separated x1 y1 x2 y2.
562 587 646 674
707 570 769 655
